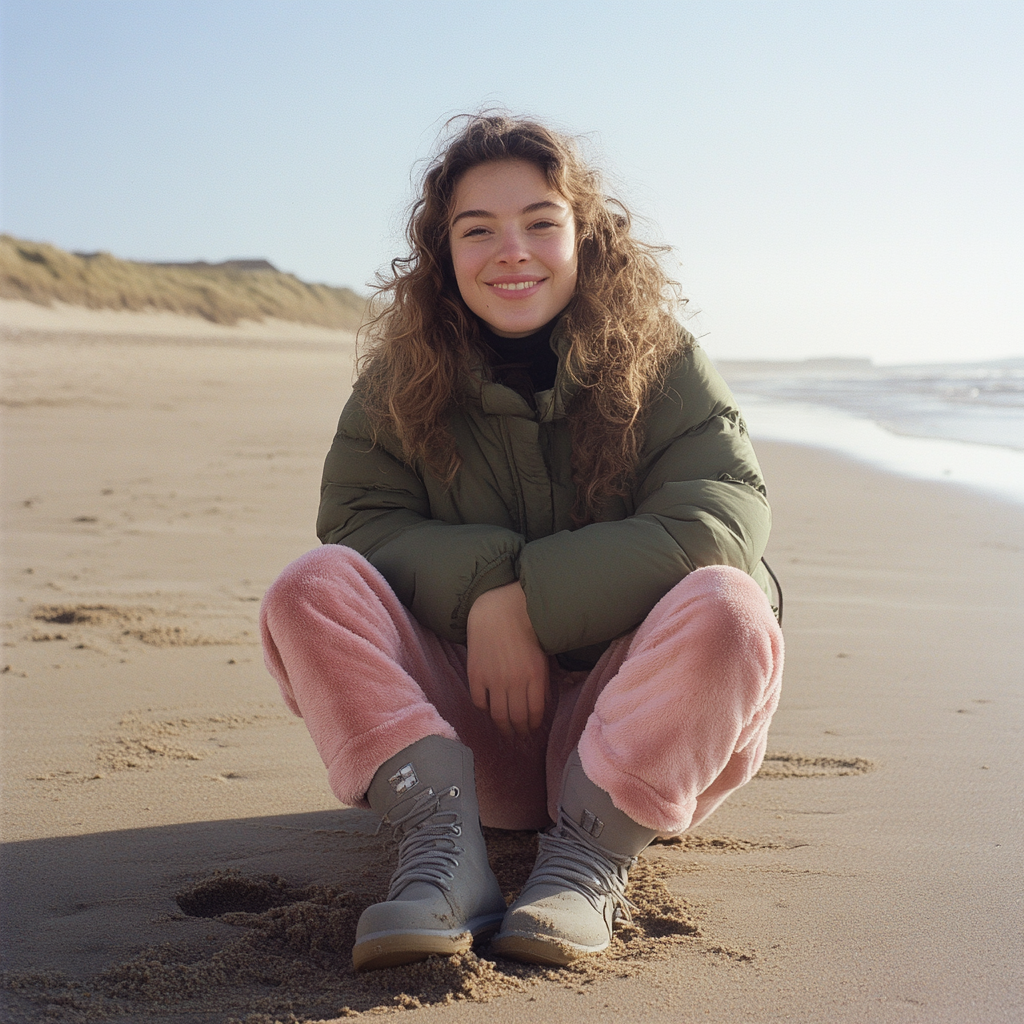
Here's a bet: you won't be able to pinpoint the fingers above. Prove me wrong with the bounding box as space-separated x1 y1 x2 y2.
466 581 549 739
495 659 550 738
469 659 515 737
527 668 549 732
506 681 532 740
494 694 517 740
474 674 525 739
468 665 489 714
469 662 547 738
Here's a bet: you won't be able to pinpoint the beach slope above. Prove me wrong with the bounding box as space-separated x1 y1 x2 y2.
2 305 1021 1022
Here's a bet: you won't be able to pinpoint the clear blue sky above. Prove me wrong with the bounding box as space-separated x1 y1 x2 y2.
2 1 1021 363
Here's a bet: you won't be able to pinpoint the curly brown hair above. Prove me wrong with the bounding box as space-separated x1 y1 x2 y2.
358 113 688 522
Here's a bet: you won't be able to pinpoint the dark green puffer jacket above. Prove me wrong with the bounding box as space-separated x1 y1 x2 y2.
317 323 772 667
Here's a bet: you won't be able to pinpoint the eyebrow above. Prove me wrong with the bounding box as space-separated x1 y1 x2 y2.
450 199 567 227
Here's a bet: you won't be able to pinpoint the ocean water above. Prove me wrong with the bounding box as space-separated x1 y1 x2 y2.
717 358 1024 506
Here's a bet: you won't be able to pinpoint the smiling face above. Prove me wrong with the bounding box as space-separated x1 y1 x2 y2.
449 159 578 338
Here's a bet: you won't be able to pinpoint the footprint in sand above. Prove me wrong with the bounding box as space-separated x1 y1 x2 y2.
95 712 277 772
756 752 874 779
32 856 704 1020
30 603 253 647
653 833 787 852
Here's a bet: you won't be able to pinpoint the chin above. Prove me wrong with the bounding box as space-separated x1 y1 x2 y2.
484 311 552 338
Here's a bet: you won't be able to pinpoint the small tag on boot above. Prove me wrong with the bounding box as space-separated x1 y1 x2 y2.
580 808 605 839
388 762 418 794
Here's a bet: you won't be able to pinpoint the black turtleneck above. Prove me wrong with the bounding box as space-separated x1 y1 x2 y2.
478 318 559 406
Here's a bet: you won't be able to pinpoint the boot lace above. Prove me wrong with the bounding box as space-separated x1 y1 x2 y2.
526 813 638 925
381 785 465 899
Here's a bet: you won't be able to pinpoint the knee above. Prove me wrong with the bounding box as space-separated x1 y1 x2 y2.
625 566 783 717
261 545 373 624
655 565 780 656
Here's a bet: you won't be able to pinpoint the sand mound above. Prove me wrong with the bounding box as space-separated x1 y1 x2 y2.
95 714 275 772
30 603 256 648
755 752 874 779
1 831 712 1021
653 833 785 853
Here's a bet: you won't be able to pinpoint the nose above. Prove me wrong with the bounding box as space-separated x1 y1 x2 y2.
495 227 529 264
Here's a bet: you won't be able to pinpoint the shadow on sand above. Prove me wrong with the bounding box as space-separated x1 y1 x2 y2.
0 810 696 1022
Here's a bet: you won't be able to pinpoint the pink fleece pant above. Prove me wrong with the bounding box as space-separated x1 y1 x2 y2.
260 546 783 835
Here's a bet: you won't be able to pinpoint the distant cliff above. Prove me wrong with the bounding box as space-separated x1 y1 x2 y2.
0 235 366 330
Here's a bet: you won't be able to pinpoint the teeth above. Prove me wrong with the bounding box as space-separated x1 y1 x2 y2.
491 281 539 291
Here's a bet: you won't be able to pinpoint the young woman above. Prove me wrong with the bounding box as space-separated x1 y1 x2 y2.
260 114 783 971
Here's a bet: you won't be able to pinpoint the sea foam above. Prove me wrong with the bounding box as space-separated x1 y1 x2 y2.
720 358 1024 506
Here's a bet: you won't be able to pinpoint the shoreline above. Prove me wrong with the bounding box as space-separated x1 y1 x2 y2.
737 392 1024 508
733 385 1024 507
4 295 1022 509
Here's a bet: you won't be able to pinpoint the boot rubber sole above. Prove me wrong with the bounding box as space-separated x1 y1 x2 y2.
490 930 606 967
352 915 504 971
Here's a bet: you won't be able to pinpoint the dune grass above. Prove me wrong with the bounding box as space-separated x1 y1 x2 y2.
0 234 366 330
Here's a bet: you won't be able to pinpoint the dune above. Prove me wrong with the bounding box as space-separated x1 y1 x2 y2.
1 233 367 331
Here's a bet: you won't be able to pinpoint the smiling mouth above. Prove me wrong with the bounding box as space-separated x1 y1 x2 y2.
489 280 542 291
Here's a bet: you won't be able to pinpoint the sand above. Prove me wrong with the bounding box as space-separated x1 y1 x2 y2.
2 299 1022 1023
0 297 363 345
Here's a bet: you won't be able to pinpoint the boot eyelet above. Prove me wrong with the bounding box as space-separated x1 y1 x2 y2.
451 825 462 836
449 786 460 798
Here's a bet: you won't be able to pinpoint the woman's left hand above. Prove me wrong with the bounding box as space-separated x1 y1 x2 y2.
466 582 550 739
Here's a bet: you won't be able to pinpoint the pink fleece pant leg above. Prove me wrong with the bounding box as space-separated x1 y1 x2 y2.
260 546 458 806
261 548 781 836
260 545 551 829
547 565 784 835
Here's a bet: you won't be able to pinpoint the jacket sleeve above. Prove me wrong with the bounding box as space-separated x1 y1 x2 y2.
517 345 771 655
317 393 524 643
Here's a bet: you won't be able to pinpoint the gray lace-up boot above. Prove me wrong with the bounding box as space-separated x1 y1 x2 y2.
352 735 507 971
491 749 659 966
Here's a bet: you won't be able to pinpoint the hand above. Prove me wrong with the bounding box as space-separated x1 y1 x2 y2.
466 582 549 739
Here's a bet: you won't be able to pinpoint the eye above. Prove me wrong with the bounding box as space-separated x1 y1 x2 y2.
460 225 490 238
529 219 558 230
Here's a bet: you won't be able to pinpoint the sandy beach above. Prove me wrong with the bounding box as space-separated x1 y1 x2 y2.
2 301 1021 1023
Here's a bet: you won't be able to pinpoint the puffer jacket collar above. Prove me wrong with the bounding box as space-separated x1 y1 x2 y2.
468 315 582 424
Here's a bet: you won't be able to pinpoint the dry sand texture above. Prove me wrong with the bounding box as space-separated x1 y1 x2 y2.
1 302 1022 1023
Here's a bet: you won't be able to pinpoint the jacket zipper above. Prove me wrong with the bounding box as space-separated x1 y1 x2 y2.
500 418 528 534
